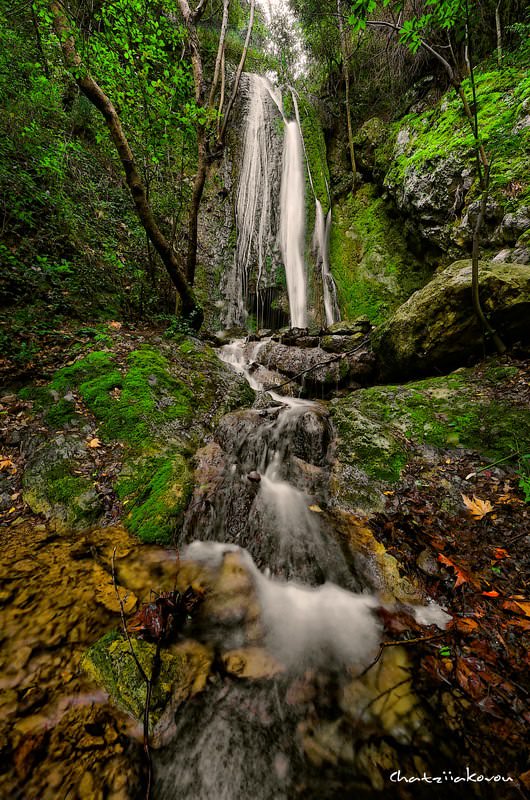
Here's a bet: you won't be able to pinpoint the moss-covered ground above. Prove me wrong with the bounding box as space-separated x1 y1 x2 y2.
15 324 254 542
330 357 530 509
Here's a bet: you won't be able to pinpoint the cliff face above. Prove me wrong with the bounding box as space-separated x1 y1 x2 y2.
326 42 530 325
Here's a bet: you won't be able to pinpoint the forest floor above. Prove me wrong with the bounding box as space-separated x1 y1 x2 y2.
1 322 529 797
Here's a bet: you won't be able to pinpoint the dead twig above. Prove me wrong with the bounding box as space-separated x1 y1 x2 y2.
355 631 447 680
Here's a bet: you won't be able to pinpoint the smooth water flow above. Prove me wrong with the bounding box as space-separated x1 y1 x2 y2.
186 339 354 584
225 75 281 327
280 120 308 328
155 340 450 799
313 199 340 326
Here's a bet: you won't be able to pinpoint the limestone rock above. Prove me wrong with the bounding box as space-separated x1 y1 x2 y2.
373 260 530 379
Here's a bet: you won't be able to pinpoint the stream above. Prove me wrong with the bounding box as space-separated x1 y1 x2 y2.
152 338 449 800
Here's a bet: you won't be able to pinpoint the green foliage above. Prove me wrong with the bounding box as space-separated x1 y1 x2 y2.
384 48 530 206
518 454 530 502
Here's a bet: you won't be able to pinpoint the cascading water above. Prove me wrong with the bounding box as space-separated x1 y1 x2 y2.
226 74 331 331
279 120 308 328
183 339 354 585
313 199 341 326
153 340 449 800
223 74 283 328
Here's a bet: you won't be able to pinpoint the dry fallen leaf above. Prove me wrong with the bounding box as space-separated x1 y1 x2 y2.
482 590 500 598
109 321 122 330
462 493 493 519
87 437 101 449
308 504 323 513
493 547 510 560
438 554 470 588
0 458 14 471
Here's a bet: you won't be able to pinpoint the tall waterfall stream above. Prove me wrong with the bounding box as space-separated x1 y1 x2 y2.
224 74 340 330
153 340 449 799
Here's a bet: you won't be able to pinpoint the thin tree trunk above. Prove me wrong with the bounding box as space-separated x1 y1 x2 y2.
50 0 203 328
337 0 357 182
368 15 506 353
472 173 506 354
31 2 49 78
495 0 503 65
208 0 230 108
217 46 226 139
185 129 208 285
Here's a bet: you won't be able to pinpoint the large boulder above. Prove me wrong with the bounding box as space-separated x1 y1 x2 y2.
373 260 530 380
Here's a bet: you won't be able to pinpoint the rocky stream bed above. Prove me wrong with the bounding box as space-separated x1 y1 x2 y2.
1 282 530 798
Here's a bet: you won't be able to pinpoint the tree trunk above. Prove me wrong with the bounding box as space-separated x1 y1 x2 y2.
49 0 203 328
220 0 256 142
185 129 208 286
337 0 357 183
495 0 503 65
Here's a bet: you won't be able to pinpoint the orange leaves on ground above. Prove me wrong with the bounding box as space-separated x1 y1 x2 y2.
0 457 16 474
87 437 101 449
462 493 494 519
451 616 479 634
108 321 122 330
502 599 530 618
438 554 473 588
481 590 500 597
493 547 510 560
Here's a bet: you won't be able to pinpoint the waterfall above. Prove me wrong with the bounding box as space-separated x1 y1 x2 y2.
313 199 340 326
279 120 307 328
225 74 340 331
224 74 283 328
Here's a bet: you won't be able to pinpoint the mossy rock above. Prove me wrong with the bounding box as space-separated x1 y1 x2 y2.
22 435 102 528
373 260 530 380
117 452 192 544
19 337 254 537
329 185 431 325
330 358 530 514
82 631 212 728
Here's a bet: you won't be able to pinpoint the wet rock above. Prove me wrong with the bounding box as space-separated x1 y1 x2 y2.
221 647 285 679
320 333 364 354
325 318 372 336
176 549 263 649
417 548 440 576
499 205 530 244
386 153 474 250
22 434 103 529
254 340 375 396
373 260 530 380
353 117 389 176
82 632 212 726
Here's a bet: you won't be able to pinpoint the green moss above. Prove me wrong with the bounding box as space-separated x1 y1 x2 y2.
331 402 408 483
329 185 430 323
23 455 101 526
356 366 530 458
384 47 530 207
44 399 80 428
298 95 330 211
82 632 183 726
43 463 90 506
118 453 192 543
332 362 530 496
